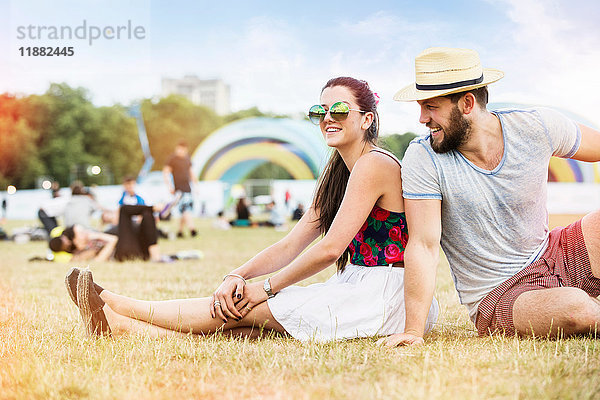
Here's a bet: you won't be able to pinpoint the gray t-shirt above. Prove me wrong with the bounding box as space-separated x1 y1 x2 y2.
63 195 98 228
402 107 581 322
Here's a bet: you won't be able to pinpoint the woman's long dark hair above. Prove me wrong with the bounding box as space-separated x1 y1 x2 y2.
312 77 379 270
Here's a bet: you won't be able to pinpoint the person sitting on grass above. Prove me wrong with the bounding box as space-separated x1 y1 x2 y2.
292 203 305 221
387 47 600 345
118 176 145 206
65 76 439 342
258 200 287 229
229 197 253 227
63 181 104 229
212 211 231 231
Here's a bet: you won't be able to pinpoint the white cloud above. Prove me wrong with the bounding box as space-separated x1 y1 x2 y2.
492 0 600 126
4 2 599 132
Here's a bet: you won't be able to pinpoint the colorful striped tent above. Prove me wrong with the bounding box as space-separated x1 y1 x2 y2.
191 117 329 183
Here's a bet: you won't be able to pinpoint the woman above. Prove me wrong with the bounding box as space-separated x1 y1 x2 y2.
230 197 252 227
67 77 439 342
51 224 118 262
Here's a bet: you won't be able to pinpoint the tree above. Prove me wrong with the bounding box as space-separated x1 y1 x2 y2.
378 132 418 160
0 94 45 188
245 162 293 180
21 84 95 186
141 95 222 169
8 83 143 188
0 83 299 189
83 105 143 184
223 107 264 124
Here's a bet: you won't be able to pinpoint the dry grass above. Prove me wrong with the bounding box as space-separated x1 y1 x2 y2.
0 216 599 399
548 214 586 229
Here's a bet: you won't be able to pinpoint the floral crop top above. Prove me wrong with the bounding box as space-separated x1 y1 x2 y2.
348 205 408 266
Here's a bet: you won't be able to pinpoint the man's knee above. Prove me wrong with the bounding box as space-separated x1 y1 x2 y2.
514 288 600 335
560 292 600 332
582 210 600 278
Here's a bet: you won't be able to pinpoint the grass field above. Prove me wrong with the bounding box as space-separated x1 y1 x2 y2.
1 214 599 399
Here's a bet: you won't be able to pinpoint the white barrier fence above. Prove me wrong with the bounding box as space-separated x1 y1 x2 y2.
547 183 600 214
2 181 226 221
1 181 598 221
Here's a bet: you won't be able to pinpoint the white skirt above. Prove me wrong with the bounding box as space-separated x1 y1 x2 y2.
267 264 439 342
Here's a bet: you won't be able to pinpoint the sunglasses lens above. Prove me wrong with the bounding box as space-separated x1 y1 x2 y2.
329 101 350 121
308 105 326 125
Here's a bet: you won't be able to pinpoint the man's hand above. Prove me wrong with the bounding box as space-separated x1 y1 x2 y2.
376 333 424 347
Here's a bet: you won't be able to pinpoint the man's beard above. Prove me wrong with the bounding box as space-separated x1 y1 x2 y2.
430 105 472 153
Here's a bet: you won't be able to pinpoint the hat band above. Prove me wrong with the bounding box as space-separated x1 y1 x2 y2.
415 74 484 91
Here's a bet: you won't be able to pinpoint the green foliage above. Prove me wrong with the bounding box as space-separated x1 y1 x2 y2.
0 84 143 188
89 105 144 184
141 95 222 169
0 82 291 189
0 94 45 188
378 132 418 159
245 162 293 180
222 107 266 124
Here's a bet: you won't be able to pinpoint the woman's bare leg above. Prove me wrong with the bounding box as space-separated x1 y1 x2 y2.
147 244 161 262
100 290 285 335
103 304 191 339
105 304 281 339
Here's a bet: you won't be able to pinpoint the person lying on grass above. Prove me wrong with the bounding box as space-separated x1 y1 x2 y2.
51 205 173 263
66 76 439 343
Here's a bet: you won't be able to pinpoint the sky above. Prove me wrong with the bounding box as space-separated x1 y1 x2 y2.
1 0 599 135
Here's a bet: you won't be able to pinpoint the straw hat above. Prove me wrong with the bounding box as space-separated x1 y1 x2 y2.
394 47 504 102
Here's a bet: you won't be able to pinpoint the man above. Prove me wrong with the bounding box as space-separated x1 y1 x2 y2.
381 47 600 346
163 141 198 238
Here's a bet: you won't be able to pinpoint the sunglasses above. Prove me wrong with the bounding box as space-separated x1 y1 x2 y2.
308 101 365 125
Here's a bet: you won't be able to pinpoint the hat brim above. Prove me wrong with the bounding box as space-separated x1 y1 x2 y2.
393 68 504 102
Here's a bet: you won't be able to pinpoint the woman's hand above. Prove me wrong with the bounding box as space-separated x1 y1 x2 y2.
235 281 268 319
210 276 245 322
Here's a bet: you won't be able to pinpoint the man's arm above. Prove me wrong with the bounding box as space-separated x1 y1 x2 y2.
188 166 198 192
573 124 600 162
379 198 441 347
188 166 198 184
162 165 175 194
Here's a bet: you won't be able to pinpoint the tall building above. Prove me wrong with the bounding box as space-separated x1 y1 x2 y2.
161 75 230 115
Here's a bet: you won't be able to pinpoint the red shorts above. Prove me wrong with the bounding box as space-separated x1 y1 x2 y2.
476 219 600 336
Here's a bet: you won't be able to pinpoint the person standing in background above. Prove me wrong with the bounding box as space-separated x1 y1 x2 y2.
163 141 198 238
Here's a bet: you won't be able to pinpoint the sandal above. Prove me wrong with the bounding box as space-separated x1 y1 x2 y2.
65 267 104 306
65 267 80 306
76 270 111 336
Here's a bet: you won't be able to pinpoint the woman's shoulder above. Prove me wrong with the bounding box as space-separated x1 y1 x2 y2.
369 148 402 165
348 152 402 196
354 148 402 175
